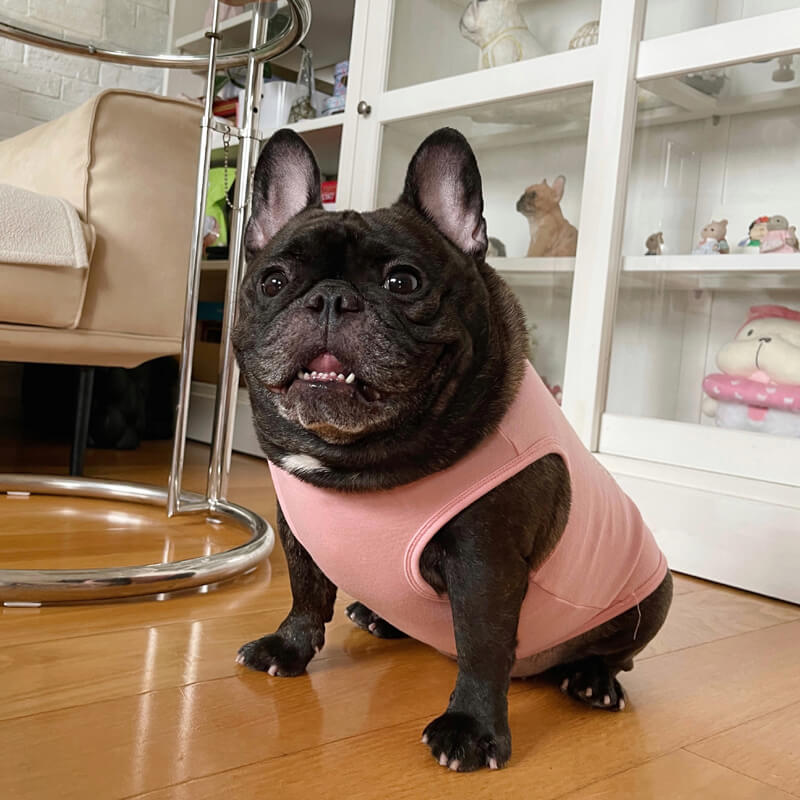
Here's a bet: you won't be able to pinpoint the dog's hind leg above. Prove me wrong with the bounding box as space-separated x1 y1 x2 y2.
345 602 408 639
513 571 673 711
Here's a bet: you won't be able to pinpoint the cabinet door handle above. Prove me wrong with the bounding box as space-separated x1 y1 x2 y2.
357 100 372 116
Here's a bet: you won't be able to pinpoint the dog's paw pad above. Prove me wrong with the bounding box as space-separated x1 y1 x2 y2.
345 602 407 639
422 711 509 772
558 657 627 712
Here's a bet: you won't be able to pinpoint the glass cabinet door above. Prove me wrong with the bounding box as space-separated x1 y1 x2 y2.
386 0 601 90
601 52 800 483
644 0 800 38
376 88 593 396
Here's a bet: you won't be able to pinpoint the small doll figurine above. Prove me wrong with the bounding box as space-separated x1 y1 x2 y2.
738 216 769 251
645 231 663 255
759 215 800 254
692 219 729 255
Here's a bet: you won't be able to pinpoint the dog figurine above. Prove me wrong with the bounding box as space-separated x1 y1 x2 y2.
516 176 578 257
233 128 672 772
459 0 546 70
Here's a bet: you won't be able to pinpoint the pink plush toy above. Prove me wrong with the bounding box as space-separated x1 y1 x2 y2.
702 305 800 437
759 215 800 254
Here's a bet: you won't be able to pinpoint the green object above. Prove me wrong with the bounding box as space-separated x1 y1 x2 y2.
206 167 234 247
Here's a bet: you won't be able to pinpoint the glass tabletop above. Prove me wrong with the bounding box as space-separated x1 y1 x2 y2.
0 0 310 69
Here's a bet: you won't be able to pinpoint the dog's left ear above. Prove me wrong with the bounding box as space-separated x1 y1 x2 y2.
246 129 322 258
399 127 488 260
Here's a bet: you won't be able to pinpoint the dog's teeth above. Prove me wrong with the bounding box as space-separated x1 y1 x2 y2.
297 370 304 380
329 371 337 379
345 373 355 384
311 371 318 379
337 373 344 381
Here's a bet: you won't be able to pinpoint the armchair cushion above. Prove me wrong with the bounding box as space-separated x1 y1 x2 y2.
0 183 95 329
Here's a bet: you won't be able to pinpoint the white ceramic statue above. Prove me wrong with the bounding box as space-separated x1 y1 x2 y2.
459 0 546 70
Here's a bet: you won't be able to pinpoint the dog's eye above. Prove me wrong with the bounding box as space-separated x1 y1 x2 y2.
260 270 288 297
383 268 420 295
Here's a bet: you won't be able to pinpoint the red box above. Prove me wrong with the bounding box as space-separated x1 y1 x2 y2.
321 180 337 204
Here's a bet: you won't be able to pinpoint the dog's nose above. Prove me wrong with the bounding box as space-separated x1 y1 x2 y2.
759 336 772 343
304 283 364 318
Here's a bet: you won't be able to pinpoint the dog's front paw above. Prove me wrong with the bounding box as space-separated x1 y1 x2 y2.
421 711 510 772
235 634 312 676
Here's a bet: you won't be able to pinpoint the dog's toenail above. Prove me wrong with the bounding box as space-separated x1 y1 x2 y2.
560 678 569 691
585 687 593 698
268 664 278 676
449 760 460 771
489 757 499 770
368 622 377 632
439 753 448 766
421 734 428 744
603 695 611 705
619 698 626 710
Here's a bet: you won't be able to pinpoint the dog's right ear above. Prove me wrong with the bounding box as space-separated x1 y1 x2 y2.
552 175 566 202
245 129 322 258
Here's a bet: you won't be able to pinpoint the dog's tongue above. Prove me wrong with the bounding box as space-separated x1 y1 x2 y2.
308 352 344 374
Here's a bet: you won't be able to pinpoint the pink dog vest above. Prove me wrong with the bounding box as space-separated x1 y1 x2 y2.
269 363 667 665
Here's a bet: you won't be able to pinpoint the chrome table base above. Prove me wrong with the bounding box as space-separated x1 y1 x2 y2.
0 1 311 605
0 474 270 604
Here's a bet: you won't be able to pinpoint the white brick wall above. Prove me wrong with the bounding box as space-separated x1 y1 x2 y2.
0 0 169 139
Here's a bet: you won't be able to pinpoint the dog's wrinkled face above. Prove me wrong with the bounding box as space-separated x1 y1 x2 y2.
516 175 565 218
233 128 527 490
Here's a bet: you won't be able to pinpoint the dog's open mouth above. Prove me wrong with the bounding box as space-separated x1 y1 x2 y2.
285 352 382 401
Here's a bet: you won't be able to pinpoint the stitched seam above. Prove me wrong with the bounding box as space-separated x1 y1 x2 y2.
404 436 562 601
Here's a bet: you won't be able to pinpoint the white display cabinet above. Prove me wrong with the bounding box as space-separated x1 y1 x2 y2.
179 0 800 603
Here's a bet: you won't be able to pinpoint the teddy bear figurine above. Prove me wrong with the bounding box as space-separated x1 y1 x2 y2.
759 215 800 254
645 231 663 256
692 219 729 255
702 305 800 437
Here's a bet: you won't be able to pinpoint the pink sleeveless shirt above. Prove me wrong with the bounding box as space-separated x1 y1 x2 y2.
269 362 667 668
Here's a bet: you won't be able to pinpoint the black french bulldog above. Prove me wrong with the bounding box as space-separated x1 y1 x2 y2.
232 128 672 772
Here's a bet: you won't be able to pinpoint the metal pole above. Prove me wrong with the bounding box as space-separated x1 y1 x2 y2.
167 0 223 517
206 3 268 506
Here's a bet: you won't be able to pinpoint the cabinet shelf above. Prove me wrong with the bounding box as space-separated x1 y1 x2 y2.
492 255 800 291
622 254 800 290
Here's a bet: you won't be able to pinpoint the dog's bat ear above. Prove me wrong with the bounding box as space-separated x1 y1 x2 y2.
399 127 487 260
245 129 322 259
552 175 566 202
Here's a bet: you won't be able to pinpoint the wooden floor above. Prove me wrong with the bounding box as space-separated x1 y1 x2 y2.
2 439 800 799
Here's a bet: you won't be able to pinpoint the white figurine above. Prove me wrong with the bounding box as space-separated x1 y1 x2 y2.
460 0 546 70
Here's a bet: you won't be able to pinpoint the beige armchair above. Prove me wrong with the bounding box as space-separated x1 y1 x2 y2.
0 89 202 472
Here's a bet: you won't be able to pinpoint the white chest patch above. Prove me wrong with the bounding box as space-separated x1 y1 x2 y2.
282 454 328 474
